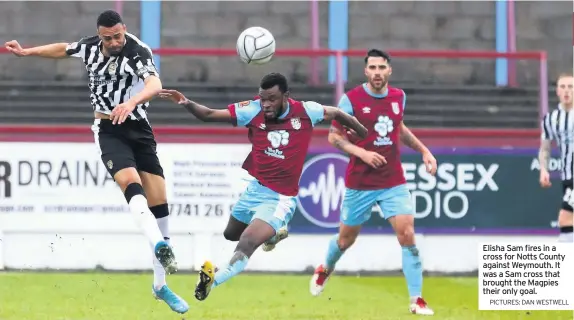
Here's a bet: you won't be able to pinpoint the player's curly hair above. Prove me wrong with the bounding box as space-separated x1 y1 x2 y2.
97 10 123 28
365 49 391 64
260 73 289 93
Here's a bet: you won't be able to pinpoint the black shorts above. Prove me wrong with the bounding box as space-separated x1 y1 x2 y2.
92 118 164 179
561 180 574 212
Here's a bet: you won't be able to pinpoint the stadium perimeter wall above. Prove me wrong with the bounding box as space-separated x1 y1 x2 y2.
0 128 560 273
0 1 570 85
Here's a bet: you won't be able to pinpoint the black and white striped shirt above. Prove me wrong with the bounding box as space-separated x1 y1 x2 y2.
541 105 574 181
65 33 158 121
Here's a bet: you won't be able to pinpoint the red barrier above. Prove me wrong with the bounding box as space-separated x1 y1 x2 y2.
0 47 546 59
0 125 538 137
0 125 540 148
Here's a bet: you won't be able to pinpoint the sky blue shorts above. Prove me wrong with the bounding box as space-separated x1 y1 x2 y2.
231 180 296 232
341 184 414 226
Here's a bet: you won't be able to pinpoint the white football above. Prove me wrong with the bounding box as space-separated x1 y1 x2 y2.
236 26 276 65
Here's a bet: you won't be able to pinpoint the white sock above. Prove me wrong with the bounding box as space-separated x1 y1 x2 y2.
128 195 164 247
152 241 168 290
153 216 170 290
559 231 573 243
157 216 169 238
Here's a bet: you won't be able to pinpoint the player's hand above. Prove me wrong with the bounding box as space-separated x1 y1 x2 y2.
359 150 387 169
539 169 551 188
4 40 28 57
345 128 368 139
158 89 188 105
110 101 136 125
348 125 368 139
346 128 358 137
422 151 437 175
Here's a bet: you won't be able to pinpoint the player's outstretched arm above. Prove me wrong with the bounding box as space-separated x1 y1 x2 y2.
5 40 68 59
323 106 368 139
158 89 233 123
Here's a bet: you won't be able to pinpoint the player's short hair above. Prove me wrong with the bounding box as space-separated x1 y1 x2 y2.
97 10 123 28
365 49 391 64
557 72 573 83
260 73 289 93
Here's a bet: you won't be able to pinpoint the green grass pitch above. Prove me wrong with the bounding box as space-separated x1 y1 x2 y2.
0 272 571 320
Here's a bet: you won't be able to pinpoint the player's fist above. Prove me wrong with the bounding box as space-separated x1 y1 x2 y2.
359 150 387 169
4 40 27 57
422 151 437 175
539 169 551 188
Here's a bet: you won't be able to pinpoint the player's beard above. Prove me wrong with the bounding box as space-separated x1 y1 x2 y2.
369 77 387 92
107 46 123 56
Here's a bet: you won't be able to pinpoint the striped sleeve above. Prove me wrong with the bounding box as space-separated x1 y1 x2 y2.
127 45 159 80
541 113 554 140
65 38 88 58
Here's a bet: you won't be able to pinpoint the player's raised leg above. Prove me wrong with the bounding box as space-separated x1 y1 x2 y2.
223 215 249 241
379 184 433 316
195 219 276 301
223 182 289 252
112 168 173 265
262 225 289 252
140 171 189 314
195 181 296 301
310 188 374 296
95 128 171 267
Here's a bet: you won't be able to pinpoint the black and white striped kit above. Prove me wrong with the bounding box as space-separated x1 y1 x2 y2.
65 32 158 121
542 105 574 181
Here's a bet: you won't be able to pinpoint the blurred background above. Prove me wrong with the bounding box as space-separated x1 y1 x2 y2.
0 1 570 127
0 1 572 319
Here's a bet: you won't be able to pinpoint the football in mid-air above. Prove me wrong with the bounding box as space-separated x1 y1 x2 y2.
236 26 276 65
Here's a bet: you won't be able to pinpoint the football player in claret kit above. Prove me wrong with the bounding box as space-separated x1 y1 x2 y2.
158 72 368 301
309 49 437 316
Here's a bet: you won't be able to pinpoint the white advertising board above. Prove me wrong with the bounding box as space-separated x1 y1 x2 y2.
0 142 252 232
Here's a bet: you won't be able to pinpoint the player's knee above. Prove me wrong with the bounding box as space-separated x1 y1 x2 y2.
558 209 573 227
223 228 241 241
124 182 146 203
396 225 416 246
115 168 141 190
149 203 169 219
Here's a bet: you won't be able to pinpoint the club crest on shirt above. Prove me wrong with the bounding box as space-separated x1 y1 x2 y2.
291 118 301 130
108 61 118 74
391 102 400 115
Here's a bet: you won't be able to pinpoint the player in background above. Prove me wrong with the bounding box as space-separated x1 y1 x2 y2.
158 72 368 301
309 49 437 316
539 73 574 243
4 10 188 314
